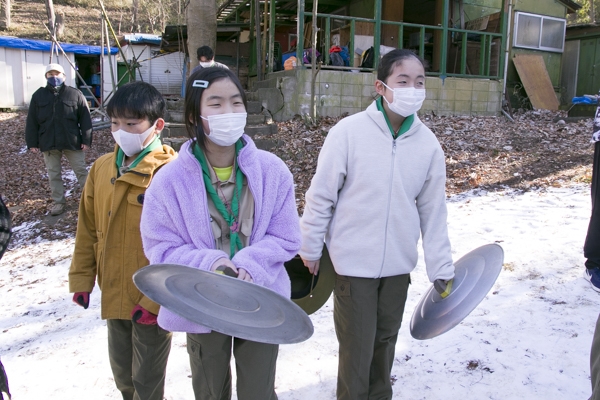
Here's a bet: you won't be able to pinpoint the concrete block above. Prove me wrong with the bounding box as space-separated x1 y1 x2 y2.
245 124 275 137
362 72 376 85
166 110 185 123
489 80 501 92
247 101 262 114
425 77 441 89
362 96 376 109
319 95 341 107
439 100 454 112
425 88 439 100
319 83 342 96
472 80 490 92
422 99 438 112
162 137 188 152
245 91 259 101
257 87 284 118
442 79 458 90
341 95 362 108
363 85 377 97
471 101 488 112
439 90 455 101
471 91 489 102
162 124 187 138
247 114 266 125
318 106 342 118
342 84 362 97
165 98 184 111
487 101 500 113
342 73 363 85
454 79 473 91
318 70 343 84
455 90 473 102
253 138 282 152
454 100 472 114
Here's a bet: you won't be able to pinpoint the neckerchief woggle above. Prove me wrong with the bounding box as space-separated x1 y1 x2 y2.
115 136 162 176
193 140 245 258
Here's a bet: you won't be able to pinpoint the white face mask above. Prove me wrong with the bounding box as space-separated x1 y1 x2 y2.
112 122 157 157
200 61 214 68
201 112 247 147
381 82 426 117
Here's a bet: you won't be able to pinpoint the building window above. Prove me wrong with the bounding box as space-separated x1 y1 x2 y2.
513 12 565 53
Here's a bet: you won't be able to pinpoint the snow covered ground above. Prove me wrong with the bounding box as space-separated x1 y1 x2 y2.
1 184 598 399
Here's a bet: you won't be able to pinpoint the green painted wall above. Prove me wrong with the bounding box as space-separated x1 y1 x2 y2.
504 0 567 106
349 0 374 19
513 0 565 17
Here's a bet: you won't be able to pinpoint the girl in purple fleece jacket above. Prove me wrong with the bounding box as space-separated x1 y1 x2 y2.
140 68 301 400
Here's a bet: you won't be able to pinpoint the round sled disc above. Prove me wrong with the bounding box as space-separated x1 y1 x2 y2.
410 244 504 340
133 264 314 345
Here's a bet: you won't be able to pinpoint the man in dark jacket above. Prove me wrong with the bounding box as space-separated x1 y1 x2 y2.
25 63 93 216
0 195 11 400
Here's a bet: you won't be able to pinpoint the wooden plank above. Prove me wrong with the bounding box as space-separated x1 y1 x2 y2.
512 54 559 110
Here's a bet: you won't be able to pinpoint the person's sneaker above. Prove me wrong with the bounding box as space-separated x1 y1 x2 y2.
50 203 65 216
585 267 600 292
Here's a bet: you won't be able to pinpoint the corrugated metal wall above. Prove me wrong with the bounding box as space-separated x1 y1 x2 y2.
136 51 185 96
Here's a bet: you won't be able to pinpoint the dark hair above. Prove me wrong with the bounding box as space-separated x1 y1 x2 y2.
184 67 247 149
197 45 214 61
377 49 427 83
106 81 165 123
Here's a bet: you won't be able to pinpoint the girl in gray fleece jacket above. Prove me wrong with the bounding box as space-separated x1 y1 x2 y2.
299 49 455 400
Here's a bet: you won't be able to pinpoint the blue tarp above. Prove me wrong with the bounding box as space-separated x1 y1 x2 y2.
123 34 162 46
0 36 118 55
572 96 599 105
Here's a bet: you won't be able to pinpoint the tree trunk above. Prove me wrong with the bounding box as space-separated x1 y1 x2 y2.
186 0 216 73
1 0 11 29
45 0 55 38
132 0 139 32
55 12 64 39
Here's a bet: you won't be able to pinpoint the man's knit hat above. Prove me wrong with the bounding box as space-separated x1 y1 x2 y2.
45 63 65 75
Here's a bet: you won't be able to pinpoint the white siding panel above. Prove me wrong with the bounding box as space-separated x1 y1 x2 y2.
0 48 24 107
137 52 184 95
100 54 118 107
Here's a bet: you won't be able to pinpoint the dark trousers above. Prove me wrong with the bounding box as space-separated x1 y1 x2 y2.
585 142 600 269
333 273 410 400
187 331 279 400
591 314 600 400
107 319 173 400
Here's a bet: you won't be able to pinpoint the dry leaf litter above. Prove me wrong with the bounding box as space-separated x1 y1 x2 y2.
0 109 594 245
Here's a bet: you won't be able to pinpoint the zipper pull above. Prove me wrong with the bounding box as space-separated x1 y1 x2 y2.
392 140 397 154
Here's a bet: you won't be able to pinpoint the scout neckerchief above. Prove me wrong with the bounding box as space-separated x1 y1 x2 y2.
192 140 245 258
115 135 162 176
376 96 414 139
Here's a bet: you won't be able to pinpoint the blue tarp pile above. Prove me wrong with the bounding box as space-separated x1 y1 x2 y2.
572 95 599 105
0 36 118 55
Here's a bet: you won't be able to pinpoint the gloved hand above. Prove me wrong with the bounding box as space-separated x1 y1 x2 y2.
131 304 158 325
434 279 454 299
73 292 90 309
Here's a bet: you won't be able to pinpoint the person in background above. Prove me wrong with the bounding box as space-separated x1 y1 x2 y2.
69 81 176 400
190 45 229 75
299 49 455 400
140 67 300 400
585 101 600 291
25 63 92 216
0 195 12 400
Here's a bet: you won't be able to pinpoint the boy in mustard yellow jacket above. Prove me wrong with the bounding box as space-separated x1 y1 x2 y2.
69 81 177 400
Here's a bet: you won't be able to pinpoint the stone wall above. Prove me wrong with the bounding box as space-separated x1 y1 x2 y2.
251 69 503 121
